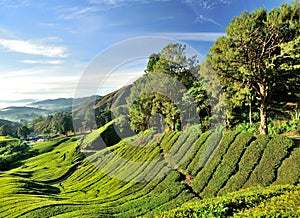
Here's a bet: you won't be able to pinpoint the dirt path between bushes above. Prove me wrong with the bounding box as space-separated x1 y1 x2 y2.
289 136 300 147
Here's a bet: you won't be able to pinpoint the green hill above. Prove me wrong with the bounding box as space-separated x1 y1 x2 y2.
0 124 299 217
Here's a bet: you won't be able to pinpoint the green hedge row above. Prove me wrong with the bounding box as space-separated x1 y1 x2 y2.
187 130 224 176
274 147 300 185
170 127 200 169
157 185 300 218
218 134 270 195
160 131 181 152
236 185 300 217
243 135 295 188
200 132 253 198
190 130 239 194
168 130 192 154
182 131 211 171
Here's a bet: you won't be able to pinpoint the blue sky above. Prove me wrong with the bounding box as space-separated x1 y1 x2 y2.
0 0 293 106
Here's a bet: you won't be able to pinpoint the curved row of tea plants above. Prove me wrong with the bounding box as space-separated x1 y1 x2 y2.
0 123 299 217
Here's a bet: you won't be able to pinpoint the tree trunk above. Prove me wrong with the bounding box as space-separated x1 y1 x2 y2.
249 98 253 126
259 101 268 134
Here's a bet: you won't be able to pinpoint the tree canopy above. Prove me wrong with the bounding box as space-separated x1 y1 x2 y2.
208 0 300 134
128 43 209 132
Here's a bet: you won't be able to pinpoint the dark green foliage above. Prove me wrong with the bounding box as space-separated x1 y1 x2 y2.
200 132 254 197
17 126 31 139
34 112 74 136
274 147 300 185
218 134 270 195
0 124 14 136
0 138 31 170
100 123 121 148
243 135 295 188
190 130 239 194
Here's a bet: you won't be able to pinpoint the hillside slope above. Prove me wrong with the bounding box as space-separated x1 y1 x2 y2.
0 124 299 217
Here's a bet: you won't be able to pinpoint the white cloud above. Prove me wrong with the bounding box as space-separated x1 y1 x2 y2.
20 59 64 65
0 67 80 101
196 14 223 27
0 38 68 58
152 32 225 42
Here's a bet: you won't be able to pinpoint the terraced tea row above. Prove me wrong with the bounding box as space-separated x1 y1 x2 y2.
0 123 299 217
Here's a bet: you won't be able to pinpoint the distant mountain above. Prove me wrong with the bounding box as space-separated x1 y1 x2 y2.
0 99 36 109
29 96 101 112
0 107 48 122
0 96 102 122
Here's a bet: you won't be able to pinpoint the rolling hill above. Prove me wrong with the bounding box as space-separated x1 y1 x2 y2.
0 122 299 217
0 96 101 122
0 107 48 122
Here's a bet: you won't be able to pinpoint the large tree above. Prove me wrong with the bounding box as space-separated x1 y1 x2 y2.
209 1 300 134
128 43 202 132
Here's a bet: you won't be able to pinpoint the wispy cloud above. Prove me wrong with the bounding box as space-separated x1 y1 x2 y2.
39 23 59 28
157 16 175 21
20 59 64 65
88 0 170 6
0 27 16 38
152 32 225 42
0 38 68 58
196 14 223 27
0 0 30 8
58 6 103 20
183 0 232 28
184 0 232 10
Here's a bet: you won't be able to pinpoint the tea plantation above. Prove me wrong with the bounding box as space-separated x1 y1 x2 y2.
0 123 299 217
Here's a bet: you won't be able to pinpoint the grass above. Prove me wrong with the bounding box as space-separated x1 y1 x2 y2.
0 127 299 217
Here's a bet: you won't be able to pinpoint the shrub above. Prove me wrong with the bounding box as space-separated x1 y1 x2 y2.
190 130 239 194
158 185 299 218
200 132 253 197
181 131 211 171
236 186 300 217
161 132 181 152
187 130 223 176
243 135 295 188
170 127 200 168
274 147 300 185
218 134 270 195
